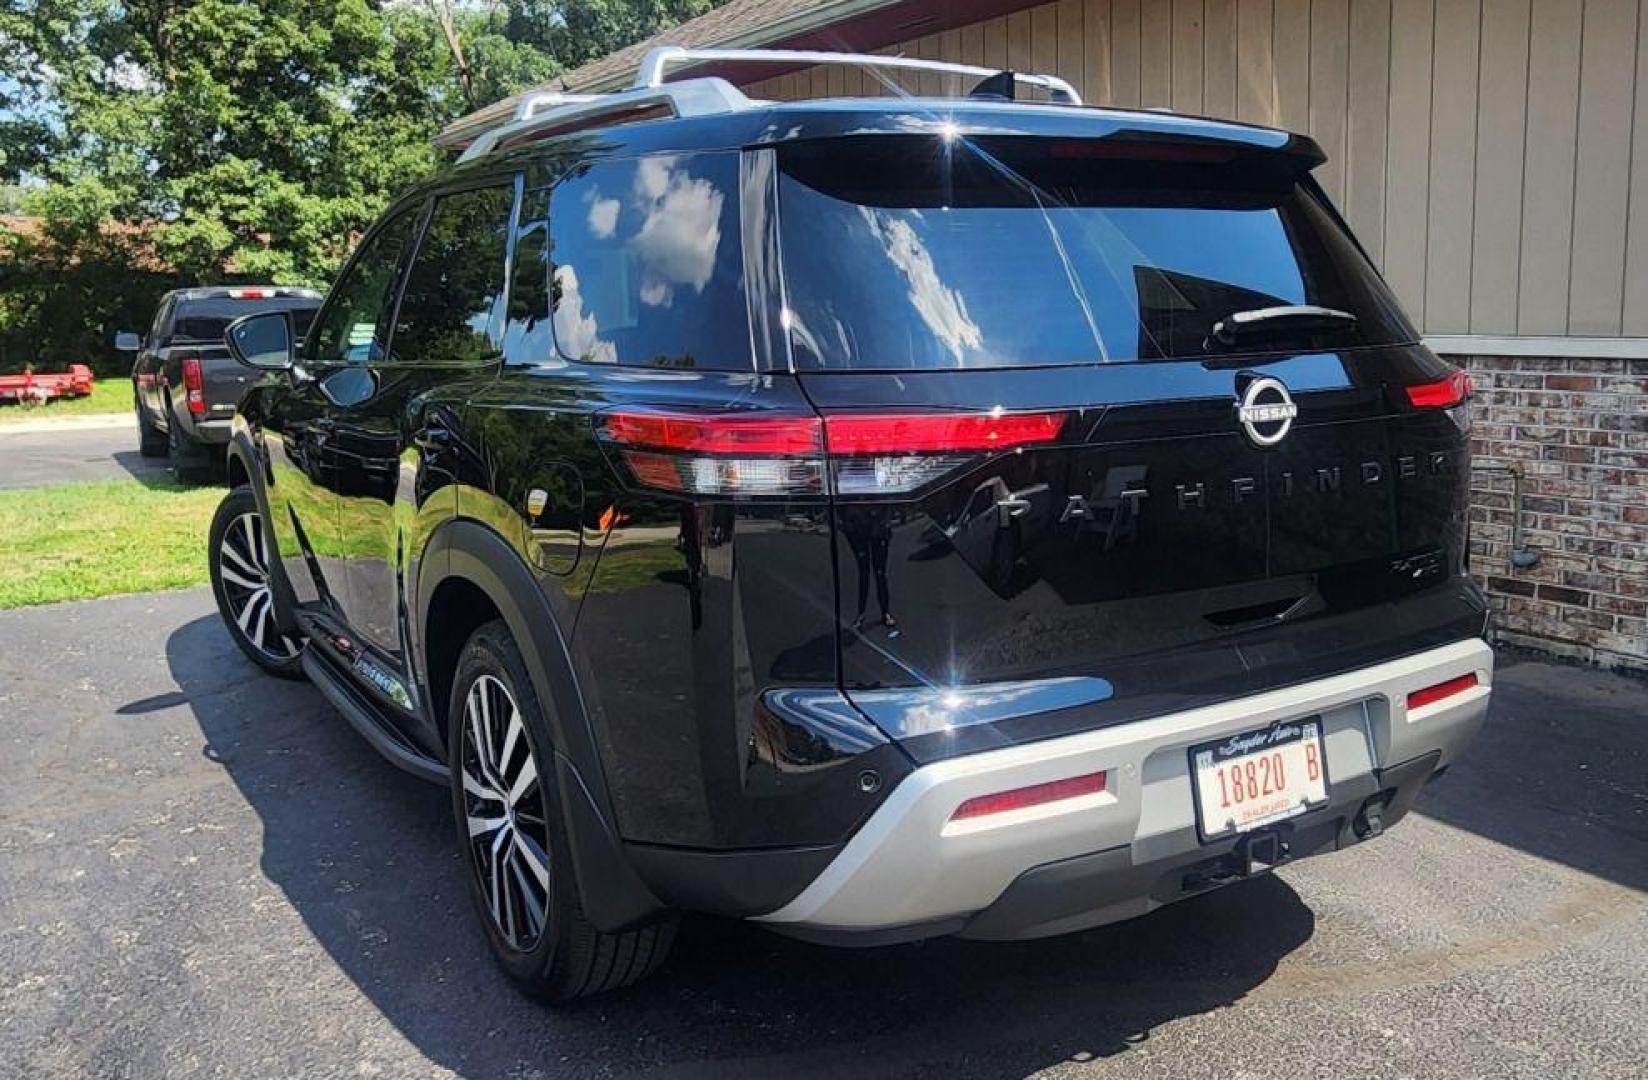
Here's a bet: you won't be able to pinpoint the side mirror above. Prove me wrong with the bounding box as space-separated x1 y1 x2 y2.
114 331 142 352
225 311 295 371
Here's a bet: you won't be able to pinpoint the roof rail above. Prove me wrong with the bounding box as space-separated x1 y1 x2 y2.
635 45 1083 105
437 46 1084 161
452 79 752 162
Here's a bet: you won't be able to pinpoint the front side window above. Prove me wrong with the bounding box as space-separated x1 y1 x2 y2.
308 206 422 368
777 135 1416 370
391 183 516 367
547 152 750 369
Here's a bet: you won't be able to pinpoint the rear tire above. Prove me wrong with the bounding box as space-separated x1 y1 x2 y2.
166 398 214 484
135 394 167 458
448 620 676 1002
209 486 305 678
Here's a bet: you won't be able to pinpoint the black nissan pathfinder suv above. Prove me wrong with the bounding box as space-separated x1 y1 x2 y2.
209 49 1493 1001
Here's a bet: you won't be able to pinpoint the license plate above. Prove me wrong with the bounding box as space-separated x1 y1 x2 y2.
1191 720 1329 842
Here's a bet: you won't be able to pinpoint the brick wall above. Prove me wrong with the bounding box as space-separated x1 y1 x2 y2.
1463 354 1648 672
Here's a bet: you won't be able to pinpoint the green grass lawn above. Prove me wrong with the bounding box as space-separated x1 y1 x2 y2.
0 378 130 425
0 478 219 608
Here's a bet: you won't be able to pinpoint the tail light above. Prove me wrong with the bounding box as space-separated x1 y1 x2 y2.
180 355 206 416
596 411 825 497
825 411 1068 495
949 770 1108 823
597 409 1069 498
1404 370 1472 409
1406 672 1479 712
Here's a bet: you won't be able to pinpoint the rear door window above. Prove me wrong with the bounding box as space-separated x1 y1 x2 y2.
776 135 1415 370
546 152 751 370
308 206 423 368
389 183 516 367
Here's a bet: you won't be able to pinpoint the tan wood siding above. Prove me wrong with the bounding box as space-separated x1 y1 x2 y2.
1569 0 1640 335
1342 0 1390 265
745 0 1648 339
1518 0 1584 335
1423 0 1481 334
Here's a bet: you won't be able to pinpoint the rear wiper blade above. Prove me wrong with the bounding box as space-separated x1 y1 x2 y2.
1207 305 1357 348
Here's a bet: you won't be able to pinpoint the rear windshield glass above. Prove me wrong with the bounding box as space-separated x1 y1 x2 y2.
172 296 320 344
776 136 1415 370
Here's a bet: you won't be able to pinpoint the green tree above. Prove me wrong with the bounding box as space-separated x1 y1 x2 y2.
0 0 726 374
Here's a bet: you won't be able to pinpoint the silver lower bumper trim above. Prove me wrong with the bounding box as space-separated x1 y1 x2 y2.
757 638 1493 932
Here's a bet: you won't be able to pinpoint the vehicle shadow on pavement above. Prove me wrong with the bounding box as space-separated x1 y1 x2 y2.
166 613 1316 1078
1411 652 1648 893
111 449 178 488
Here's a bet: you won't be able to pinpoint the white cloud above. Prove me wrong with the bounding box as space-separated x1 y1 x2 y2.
859 207 982 363
587 194 619 239
629 158 723 309
551 265 616 365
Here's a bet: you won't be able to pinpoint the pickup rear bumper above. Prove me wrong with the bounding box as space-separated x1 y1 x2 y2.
755 637 1492 943
179 416 233 445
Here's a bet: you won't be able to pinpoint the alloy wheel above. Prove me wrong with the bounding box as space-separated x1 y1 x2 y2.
218 513 300 660
460 674 552 952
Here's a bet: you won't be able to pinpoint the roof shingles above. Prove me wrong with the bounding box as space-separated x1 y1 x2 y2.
561 0 844 92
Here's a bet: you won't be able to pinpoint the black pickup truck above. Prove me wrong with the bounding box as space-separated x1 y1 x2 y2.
119 287 321 478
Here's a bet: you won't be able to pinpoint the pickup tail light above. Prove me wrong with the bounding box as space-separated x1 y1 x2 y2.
1404 370 1473 409
180 355 206 416
950 771 1108 822
597 409 1068 498
1407 672 1479 712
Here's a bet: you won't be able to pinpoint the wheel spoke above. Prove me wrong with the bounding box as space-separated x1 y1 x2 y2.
467 685 503 789
499 706 524 781
220 537 262 582
489 824 514 945
258 598 282 654
467 812 507 838
248 515 270 574
235 587 268 643
462 766 501 803
218 561 262 590
507 752 538 808
513 830 550 889
487 839 506 933
508 848 545 937
238 515 266 574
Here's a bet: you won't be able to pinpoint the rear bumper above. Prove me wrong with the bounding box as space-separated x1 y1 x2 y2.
756 637 1492 940
180 416 233 445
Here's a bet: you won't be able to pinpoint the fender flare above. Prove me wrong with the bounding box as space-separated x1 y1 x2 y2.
418 519 667 932
225 425 303 639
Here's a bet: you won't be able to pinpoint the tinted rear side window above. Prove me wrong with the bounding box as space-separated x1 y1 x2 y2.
171 296 320 344
548 152 750 369
776 135 1415 370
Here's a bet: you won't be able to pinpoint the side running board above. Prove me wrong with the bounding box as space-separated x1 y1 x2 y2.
300 647 449 785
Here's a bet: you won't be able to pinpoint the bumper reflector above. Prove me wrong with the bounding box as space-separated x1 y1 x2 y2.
949 770 1107 822
1407 672 1479 711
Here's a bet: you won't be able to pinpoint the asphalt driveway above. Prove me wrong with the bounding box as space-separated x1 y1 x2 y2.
0 418 169 490
0 588 1644 1078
